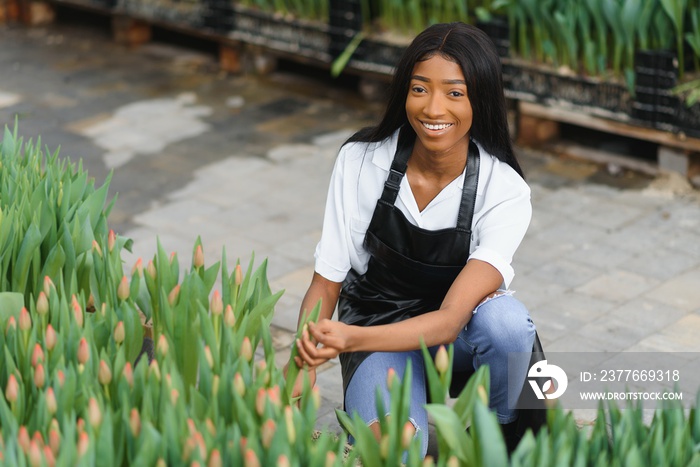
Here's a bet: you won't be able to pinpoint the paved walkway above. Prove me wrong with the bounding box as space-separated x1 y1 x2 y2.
2 17 700 432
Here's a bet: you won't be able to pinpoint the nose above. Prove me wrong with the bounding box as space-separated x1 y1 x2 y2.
424 93 446 119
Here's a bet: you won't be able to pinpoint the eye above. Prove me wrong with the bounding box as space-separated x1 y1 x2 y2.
449 90 465 97
411 85 427 93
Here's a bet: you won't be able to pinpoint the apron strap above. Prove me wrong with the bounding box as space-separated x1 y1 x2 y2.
380 127 414 204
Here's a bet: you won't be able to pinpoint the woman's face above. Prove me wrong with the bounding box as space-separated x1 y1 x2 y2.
405 54 473 157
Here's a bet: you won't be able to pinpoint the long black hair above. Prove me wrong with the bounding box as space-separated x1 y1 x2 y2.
347 22 524 178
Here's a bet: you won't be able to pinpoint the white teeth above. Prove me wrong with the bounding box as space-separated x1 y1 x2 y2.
422 122 452 130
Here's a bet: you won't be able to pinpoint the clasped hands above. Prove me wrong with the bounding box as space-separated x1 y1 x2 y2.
294 319 351 369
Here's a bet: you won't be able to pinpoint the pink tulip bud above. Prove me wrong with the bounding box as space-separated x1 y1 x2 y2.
32 344 45 367
312 386 321 410
210 291 223 316
149 361 161 381
277 455 290 467
129 409 141 436
146 260 157 280
233 373 245 397
386 367 397 390
108 230 116 252
194 245 204 269
402 421 416 449
98 360 112 385
240 337 253 362
77 432 89 458
19 307 31 331
205 418 216 437
194 432 206 460
446 456 459 467
36 292 49 316
43 276 55 296
43 445 56 467
46 388 57 415
255 388 266 416
435 345 449 375
122 362 134 387
76 418 85 434
224 305 235 327
5 374 18 404
284 406 296 443
154 334 167 357
77 338 90 365
117 276 130 301
325 452 336 467
71 296 83 328
131 258 143 277
5 315 16 334
170 388 180 406
34 364 46 389
168 285 180 306
208 449 222 467
261 419 276 448
56 370 65 387
243 449 260 467
169 252 176 265
204 346 214 369
17 426 30 453
267 385 280 408
29 439 43 466
477 385 488 405
48 429 60 456
88 398 101 428
114 321 125 344
234 264 243 286
91 240 103 257
45 324 57 351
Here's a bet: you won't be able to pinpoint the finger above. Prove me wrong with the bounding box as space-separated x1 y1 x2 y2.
296 339 324 367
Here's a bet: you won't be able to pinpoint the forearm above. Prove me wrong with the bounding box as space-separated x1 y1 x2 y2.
297 272 341 326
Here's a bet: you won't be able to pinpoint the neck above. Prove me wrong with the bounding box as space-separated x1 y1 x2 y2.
410 139 469 179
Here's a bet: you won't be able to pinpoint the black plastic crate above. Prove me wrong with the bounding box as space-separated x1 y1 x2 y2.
118 0 206 28
476 16 509 58
346 35 407 76
677 102 700 138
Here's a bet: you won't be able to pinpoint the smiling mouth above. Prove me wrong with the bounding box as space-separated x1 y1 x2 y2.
422 122 453 131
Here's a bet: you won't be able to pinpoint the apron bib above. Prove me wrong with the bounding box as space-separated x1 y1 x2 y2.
338 128 480 391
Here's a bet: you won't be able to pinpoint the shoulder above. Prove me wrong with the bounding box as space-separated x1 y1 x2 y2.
336 131 399 171
475 142 530 198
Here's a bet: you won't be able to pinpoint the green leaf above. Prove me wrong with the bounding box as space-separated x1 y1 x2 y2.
425 403 470 462
331 31 366 78
12 223 42 294
472 400 509 466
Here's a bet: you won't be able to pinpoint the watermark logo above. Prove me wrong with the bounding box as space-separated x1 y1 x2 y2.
528 360 568 400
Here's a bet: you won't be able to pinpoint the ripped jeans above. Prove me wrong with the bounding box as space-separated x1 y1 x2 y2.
343 293 536 458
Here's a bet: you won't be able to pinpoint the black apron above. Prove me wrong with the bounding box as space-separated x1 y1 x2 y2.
338 127 480 392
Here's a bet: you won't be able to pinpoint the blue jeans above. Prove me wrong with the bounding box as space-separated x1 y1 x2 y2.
343 293 536 458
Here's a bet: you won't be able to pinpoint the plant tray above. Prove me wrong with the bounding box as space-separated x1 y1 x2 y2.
346 34 408 76
677 103 700 138
229 5 331 63
118 0 205 28
502 58 633 121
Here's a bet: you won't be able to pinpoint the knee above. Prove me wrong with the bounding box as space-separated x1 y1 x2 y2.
472 295 535 353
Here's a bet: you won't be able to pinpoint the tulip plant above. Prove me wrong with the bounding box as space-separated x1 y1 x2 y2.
236 0 329 22
3 124 700 467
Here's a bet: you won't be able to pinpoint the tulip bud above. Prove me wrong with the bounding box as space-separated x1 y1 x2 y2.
422 455 436 467
325 452 336 467
255 388 266 416
240 337 253 362
284 406 296 443
17 426 30 453
43 445 56 467
43 276 55 297
117 276 130 301
77 432 89 458
77 338 90 365
114 321 125 344
31 344 45 368
91 240 103 257
5 374 18 404
88 398 101 428
48 429 60 456
169 252 176 265
157 334 169 357
234 264 243 286
108 230 116 252
99 360 112 386
435 345 449 375
267 386 281 409
168 285 180 306
205 418 216 437
46 388 57 415
210 291 223 316
380 434 390 459
71 296 83 328
122 362 134 387
194 245 204 269
149 361 161 381
311 386 321 410
402 421 416 449
277 455 290 467
261 419 276 448
386 367 397 390
446 456 459 467
34 364 46 389
145 260 157 280
212 375 220 396
224 305 235 327
56 370 65 387
29 440 42 467
233 373 245 397
204 345 214 369
45 324 57 351
208 449 222 467
19 307 31 331
129 409 141 436
243 449 260 467
131 258 143 277
170 389 179 405
477 385 488 405
5 315 16 334
36 292 49 316
87 294 95 311
76 418 85 434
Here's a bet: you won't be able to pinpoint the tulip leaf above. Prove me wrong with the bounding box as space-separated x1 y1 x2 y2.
0 292 25 323
472 400 509 466
425 403 471 462
11 223 42 295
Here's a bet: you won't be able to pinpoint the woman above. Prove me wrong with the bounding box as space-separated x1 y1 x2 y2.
292 22 536 457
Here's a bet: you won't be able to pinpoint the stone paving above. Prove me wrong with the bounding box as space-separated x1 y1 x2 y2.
2 16 700 434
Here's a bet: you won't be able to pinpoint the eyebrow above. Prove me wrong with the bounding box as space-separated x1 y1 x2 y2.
411 75 466 85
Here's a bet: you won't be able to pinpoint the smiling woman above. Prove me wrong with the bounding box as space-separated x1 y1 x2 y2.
286 22 540 459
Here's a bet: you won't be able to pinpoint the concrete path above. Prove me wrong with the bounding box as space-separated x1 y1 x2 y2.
2 16 700 433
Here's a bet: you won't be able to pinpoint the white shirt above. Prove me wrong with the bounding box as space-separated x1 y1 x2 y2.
314 130 531 289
